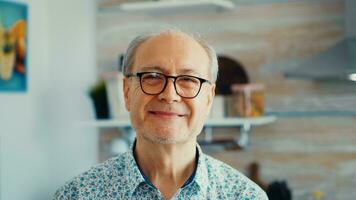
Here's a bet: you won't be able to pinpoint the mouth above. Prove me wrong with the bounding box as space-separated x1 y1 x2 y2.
149 111 186 118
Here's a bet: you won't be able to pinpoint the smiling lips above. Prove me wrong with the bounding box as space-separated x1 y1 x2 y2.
149 111 186 118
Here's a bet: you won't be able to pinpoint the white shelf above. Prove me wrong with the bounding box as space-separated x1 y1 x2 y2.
80 115 276 128
82 115 276 149
205 116 276 127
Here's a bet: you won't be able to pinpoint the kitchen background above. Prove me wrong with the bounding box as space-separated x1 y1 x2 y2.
0 0 355 199
96 0 356 199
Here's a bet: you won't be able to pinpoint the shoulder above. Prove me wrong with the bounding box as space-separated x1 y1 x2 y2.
53 152 130 200
203 154 268 199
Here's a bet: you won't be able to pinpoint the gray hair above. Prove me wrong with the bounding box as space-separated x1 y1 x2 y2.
122 30 219 83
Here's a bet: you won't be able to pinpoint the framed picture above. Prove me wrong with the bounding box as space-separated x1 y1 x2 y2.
0 1 27 92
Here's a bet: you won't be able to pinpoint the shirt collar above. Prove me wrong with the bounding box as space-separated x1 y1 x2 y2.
122 140 210 196
119 141 146 197
193 143 210 195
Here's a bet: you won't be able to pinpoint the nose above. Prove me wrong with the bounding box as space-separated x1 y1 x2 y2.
158 78 181 103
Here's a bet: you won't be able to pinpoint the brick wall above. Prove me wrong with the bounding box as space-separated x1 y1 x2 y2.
97 1 356 199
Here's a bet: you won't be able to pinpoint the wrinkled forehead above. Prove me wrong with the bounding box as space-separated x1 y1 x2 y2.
133 32 210 76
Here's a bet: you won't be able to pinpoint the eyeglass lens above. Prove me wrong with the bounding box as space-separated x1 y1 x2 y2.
140 73 201 98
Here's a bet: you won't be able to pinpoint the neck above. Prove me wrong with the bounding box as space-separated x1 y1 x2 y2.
134 137 197 199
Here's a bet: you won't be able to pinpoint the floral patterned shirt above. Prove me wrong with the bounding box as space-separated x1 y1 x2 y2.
53 143 268 200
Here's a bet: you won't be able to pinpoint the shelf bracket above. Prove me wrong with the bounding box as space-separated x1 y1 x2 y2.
237 123 251 148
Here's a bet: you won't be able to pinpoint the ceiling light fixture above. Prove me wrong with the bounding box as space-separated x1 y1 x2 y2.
118 0 235 11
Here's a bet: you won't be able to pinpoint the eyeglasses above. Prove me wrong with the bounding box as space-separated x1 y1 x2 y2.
126 72 212 99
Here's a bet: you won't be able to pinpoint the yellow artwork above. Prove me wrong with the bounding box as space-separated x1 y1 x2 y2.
0 2 27 91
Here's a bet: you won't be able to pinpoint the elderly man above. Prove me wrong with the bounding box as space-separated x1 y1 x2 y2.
54 30 267 200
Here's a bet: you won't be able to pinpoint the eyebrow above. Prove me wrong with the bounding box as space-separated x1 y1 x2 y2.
140 65 203 77
140 66 165 72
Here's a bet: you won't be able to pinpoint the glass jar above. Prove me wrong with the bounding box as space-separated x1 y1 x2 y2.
229 83 265 117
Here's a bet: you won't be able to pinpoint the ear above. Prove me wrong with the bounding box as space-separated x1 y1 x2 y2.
123 77 130 111
206 84 216 111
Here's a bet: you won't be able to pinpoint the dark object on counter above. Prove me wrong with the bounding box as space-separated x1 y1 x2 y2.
216 55 249 95
267 181 292 200
247 162 268 190
247 162 292 200
89 80 110 119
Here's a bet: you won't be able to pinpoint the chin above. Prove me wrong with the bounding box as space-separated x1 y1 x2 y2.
142 134 177 144
142 131 190 145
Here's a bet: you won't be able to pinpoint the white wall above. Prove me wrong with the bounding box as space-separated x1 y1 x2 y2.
345 0 356 37
0 0 98 199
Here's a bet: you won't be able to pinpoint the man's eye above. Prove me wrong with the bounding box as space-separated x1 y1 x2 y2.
180 77 199 83
145 74 159 79
143 73 163 81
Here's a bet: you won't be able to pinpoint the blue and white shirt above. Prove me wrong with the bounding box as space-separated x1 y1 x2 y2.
53 143 268 200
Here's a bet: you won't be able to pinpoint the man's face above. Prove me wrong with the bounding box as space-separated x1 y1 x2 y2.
124 33 215 144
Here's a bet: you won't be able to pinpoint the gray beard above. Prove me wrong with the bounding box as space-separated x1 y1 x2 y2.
142 132 180 144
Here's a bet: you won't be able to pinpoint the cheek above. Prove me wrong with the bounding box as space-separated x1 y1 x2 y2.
189 98 209 121
129 85 144 108
186 99 209 135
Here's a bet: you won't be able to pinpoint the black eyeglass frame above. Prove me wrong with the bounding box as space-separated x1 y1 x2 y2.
126 72 212 99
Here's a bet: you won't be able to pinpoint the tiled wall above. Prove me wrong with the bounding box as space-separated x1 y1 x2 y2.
97 0 356 112
209 116 356 199
97 0 356 199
